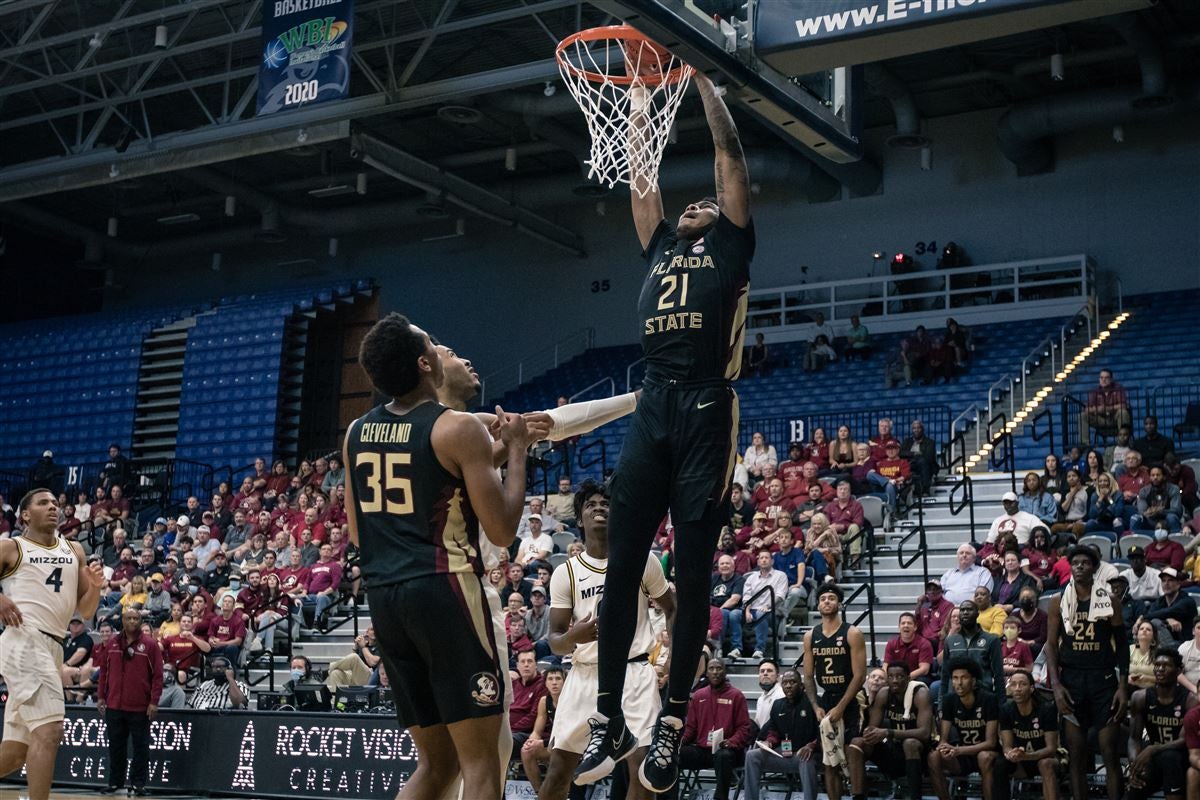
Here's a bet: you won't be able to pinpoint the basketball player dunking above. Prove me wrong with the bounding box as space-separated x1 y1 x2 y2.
0 489 105 800
343 314 533 800
429 342 640 800
574 70 752 793
539 479 675 800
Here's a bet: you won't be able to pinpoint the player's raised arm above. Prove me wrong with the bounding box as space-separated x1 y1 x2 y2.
694 72 749 229
629 84 666 250
436 407 530 548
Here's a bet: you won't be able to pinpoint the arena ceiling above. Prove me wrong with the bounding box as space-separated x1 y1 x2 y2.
0 0 1197 264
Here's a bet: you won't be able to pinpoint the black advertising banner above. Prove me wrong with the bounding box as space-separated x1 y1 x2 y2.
258 0 355 115
1 708 416 799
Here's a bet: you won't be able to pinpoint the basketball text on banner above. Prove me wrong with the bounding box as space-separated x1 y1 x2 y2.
258 0 355 115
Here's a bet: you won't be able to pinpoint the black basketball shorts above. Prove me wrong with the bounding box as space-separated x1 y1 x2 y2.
371 573 506 729
610 378 739 524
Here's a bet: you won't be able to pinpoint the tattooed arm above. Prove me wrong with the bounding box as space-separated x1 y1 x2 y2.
695 72 750 228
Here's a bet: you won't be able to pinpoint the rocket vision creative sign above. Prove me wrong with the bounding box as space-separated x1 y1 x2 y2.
258 0 355 115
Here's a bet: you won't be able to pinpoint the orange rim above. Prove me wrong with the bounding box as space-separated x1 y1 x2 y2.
556 24 691 86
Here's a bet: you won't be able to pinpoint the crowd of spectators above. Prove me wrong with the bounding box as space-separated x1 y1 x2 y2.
0 452 367 714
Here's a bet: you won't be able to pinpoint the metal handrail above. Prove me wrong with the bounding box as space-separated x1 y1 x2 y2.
1020 335 1056 406
1029 406 1055 451
741 583 779 663
746 254 1092 326
987 411 1016 492
988 375 1014 426
946 473 977 544
575 438 608 477
569 377 615 403
896 522 929 587
479 327 594 404
842 526 878 664
626 357 646 392
947 405 980 469
243 605 296 692
1058 305 1092 366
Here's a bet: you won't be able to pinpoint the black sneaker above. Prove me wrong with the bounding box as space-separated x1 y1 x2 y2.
638 713 684 793
573 714 636 785
98 787 121 796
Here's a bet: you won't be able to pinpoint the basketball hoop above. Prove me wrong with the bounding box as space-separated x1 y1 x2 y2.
556 25 693 198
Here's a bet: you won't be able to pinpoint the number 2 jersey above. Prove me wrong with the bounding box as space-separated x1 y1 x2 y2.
639 213 754 382
346 401 483 588
0 535 78 635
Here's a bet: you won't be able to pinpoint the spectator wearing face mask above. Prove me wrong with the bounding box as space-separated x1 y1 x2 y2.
189 656 249 710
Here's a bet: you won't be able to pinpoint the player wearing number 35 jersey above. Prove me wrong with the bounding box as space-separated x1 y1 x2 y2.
343 313 533 800
0 489 104 800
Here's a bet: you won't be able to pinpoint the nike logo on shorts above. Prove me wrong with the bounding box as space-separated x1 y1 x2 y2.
697 401 716 409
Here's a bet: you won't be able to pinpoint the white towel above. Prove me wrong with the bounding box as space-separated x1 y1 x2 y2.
820 714 847 776
1060 570 1115 636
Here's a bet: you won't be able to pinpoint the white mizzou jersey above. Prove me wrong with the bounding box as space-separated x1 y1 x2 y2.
549 551 669 665
0 536 78 635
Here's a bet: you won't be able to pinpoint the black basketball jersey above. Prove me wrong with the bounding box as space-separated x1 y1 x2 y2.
944 690 999 746
882 684 924 731
1058 596 1118 670
1000 699 1057 753
811 621 852 705
1145 686 1189 745
346 401 482 588
638 212 754 382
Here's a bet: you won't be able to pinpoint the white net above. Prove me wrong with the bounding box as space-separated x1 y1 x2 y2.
557 30 693 198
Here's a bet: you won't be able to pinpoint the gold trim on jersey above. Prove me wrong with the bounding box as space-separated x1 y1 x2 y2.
442 488 477 574
564 559 576 610
721 393 741 500
724 283 749 380
454 572 498 664
576 554 607 575
18 534 62 552
0 539 21 580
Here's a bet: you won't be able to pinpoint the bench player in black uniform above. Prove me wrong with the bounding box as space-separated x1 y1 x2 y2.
997 669 1060 800
1043 545 1127 800
343 313 532 800
1126 648 1196 800
574 69 754 794
929 658 1000 800
848 661 933 800
802 583 867 800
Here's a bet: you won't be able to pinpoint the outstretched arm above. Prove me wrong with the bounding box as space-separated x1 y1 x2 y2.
694 73 749 228
629 85 666 250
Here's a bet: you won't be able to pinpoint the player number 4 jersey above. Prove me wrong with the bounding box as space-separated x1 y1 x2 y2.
0 536 78 634
549 551 669 665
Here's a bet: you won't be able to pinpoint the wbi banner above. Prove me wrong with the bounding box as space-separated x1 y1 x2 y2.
258 0 355 115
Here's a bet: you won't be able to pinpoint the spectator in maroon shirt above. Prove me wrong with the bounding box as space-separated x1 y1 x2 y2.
161 613 209 684
1083 368 1131 443
1164 453 1199 516
310 456 330 488
824 480 865 543
206 593 246 663
883 611 934 680
778 442 809 496
1012 587 1047 655
235 568 265 617
188 592 216 638
915 580 954 653
680 657 752 800
226 479 254 517
96 606 163 795
757 478 797 520
1144 533 1186 571
714 527 753 575
208 494 233 536
792 483 829 534
786 461 835 503
868 417 900 462
750 464 779 507
104 547 138 607
301 507 327 544
304 543 342 630
1118 450 1153 503
803 428 830 471
509 648 547 754
1000 615 1033 676
264 460 292 502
